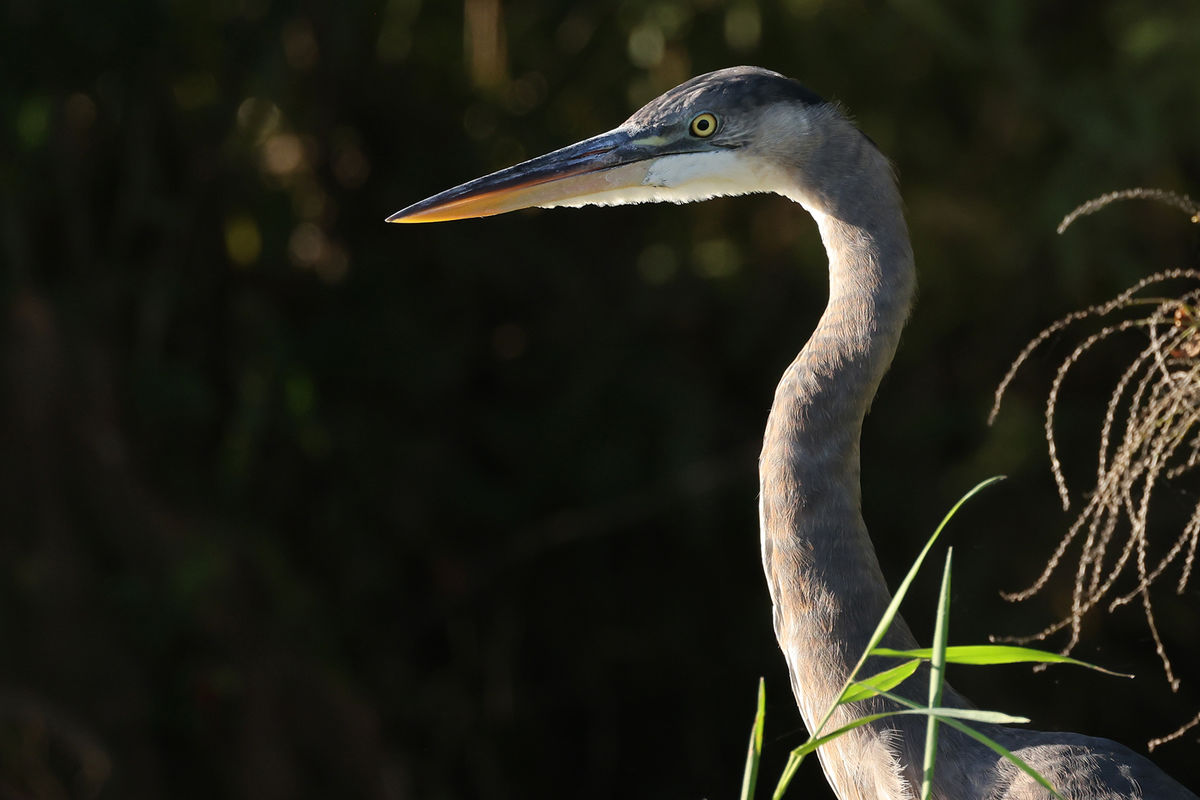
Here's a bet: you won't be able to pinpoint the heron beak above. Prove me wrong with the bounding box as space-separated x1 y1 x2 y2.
386 129 657 223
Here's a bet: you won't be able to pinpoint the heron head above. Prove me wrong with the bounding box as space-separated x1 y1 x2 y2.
387 66 831 223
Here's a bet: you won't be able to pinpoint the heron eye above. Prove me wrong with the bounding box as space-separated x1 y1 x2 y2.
689 112 718 138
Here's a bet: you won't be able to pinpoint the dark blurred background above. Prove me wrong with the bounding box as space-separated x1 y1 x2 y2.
4 0 1200 797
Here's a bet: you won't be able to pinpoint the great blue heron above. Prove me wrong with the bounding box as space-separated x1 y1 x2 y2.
389 67 1197 800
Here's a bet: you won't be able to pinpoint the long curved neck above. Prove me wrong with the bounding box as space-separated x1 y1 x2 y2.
759 128 918 729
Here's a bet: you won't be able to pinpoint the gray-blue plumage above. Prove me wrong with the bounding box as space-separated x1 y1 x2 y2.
389 66 1198 800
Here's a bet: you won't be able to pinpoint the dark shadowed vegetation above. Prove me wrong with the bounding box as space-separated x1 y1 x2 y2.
3 1 1199 798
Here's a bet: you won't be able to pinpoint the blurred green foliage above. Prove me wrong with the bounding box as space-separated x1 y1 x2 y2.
2 0 1199 798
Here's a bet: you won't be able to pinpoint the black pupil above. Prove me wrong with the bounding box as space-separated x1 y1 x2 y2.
695 117 710 132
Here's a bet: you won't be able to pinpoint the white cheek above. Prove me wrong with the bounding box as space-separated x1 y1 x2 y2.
644 151 746 192
643 151 793 203
540 151 793 210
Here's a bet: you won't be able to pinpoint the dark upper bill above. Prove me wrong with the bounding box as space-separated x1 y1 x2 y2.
386 129 661 224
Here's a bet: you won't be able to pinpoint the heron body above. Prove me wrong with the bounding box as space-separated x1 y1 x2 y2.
391 67 1197 800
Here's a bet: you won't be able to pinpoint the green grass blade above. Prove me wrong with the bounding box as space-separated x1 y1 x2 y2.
773 751 802 800
903 707 1029 725
873 687 1031 725
740 678 766 800
778 704 1031 776
870 645 1131 677
855 478 1004 673
772 703 1032 799
921 549 953 800
871 687 1061 798
773 477 1004 800
936 716 1065 800
784 711 908 761
840 659 921 704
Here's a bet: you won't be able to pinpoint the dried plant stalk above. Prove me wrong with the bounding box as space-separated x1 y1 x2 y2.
990 188 1200 748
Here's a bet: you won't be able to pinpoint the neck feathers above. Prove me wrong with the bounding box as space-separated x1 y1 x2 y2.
758 119 918 731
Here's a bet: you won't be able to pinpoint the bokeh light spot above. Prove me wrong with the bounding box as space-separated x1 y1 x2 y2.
225 215 262 266
627 23 665 69
693 238 741 278
637 242 679 284
236 97 282 144
783 0 823 18
724 4 761 52
289 223 325 266
289 223 351 283
262 133 305 177
16 97 51 149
